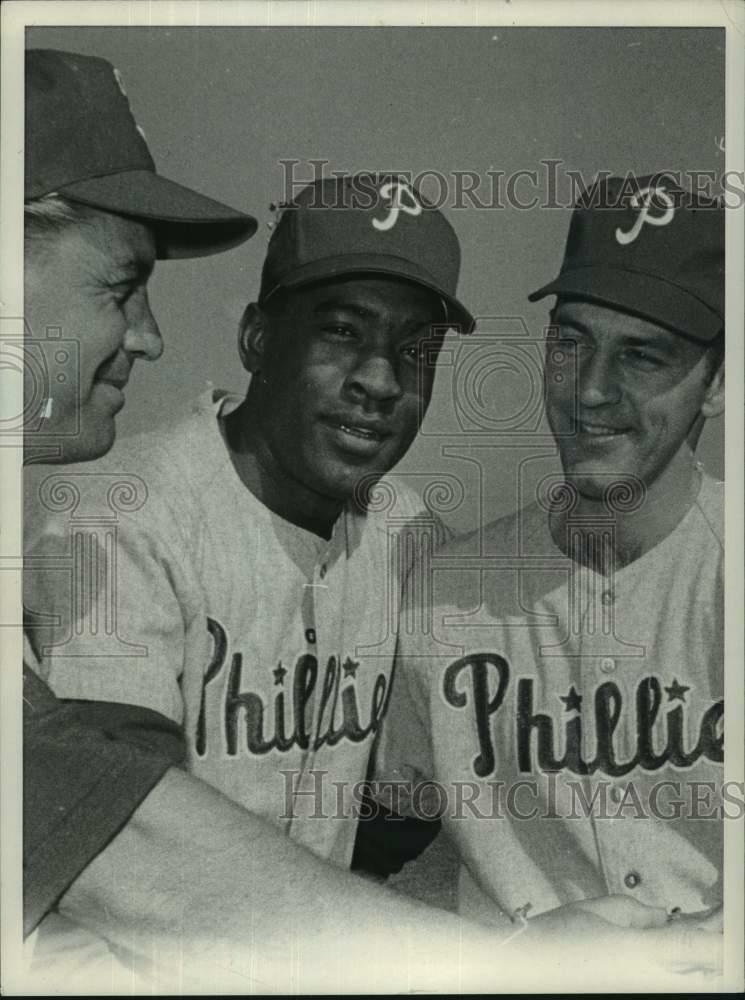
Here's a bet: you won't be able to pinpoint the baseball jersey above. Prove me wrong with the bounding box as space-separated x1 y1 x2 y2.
24 389 445 868
377 473 724 926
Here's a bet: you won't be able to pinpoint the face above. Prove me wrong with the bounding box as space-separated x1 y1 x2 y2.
246 276 446 503
544 300 724 500
24 210 162 463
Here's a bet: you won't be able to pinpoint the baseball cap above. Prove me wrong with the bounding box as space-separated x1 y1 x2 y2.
26 48 257 259
529 173 724 343
258 174 474 333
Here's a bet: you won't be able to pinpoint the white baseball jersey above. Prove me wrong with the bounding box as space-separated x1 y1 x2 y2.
25 389 445 867
377 473 724 925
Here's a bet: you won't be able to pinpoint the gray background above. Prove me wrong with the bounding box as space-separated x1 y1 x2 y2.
27 26 725 534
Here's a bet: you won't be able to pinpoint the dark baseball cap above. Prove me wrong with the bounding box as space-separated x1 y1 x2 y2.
26 48 257 259
529 173 724 343
258 174 474 333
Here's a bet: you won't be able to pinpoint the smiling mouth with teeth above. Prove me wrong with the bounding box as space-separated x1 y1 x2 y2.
578 422 628 437
337 422 385 441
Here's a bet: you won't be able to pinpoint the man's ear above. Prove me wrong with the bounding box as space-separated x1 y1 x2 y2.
237 303 266 374
701 362 725 419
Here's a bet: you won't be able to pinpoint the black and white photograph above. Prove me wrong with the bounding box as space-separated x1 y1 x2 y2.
1 1 743 994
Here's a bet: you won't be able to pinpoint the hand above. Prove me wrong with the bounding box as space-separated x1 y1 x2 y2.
508 895 722 985
671 902 722 933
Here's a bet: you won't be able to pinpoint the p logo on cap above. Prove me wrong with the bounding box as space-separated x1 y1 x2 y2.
258 173 474 333
372 180 423 232
528 172 724 344
615 185 675 245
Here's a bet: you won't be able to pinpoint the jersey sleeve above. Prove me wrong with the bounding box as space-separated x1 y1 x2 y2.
24 469 200 723
23 661 186 936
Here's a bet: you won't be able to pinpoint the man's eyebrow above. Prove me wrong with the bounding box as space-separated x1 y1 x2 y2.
554 318 677 352
312 299 440 330
553 317 592 336
622 334 672 349
313 298 377 320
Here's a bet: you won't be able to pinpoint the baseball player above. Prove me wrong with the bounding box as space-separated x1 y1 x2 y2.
25 171 473 868
20 47 261 988
22 47 255 935
376 174 726 971
23 164 703 991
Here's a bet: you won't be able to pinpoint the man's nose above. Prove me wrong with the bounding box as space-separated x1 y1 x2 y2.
124 290 163 361
578 349 621 407
347 350 403 404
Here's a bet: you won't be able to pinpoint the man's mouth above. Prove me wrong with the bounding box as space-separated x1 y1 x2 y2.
336 421 386 441
577 420 630 438
322 416 394 454
325 414 393 440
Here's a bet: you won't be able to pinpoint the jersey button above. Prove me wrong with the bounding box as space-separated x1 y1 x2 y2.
600 657 616 674
624 871 641 889
609 785 624 804
601 589 615 607
319 564 327 579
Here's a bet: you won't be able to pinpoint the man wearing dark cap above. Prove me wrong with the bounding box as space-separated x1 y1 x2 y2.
23 165 690 991
22 46 256 946
26 171 472 870
376 174 725 970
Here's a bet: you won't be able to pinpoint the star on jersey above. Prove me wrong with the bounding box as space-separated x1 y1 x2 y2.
560 686 582 712
273 663 287 686
343 656 360 679
665 678 690 702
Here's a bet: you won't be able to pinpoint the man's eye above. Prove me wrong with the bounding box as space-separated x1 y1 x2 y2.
322 324 354 338
111 283 137 305
402 342 426 363
627 348 663 368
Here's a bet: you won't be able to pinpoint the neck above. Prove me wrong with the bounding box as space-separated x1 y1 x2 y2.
221 394 343 540
551 450 703 574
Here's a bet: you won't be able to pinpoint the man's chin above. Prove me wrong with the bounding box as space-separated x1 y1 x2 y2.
312 462 393 512
567 475 609 503
562 461 626 502
61 423 117 465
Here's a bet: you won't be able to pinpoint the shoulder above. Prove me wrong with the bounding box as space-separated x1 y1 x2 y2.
107 390 233 490
435 501 547 559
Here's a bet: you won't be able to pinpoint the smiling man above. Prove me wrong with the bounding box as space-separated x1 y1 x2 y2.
21 44 256 975
377 174 726 957
25 174 472 875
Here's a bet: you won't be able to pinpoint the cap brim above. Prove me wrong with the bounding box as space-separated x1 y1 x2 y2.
58 170 257 259
528 267 722 343
264 253 475 334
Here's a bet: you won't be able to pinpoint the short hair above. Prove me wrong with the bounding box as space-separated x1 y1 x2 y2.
24 193 99 248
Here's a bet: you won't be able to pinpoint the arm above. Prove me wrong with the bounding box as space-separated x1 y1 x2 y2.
57 766 722 994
